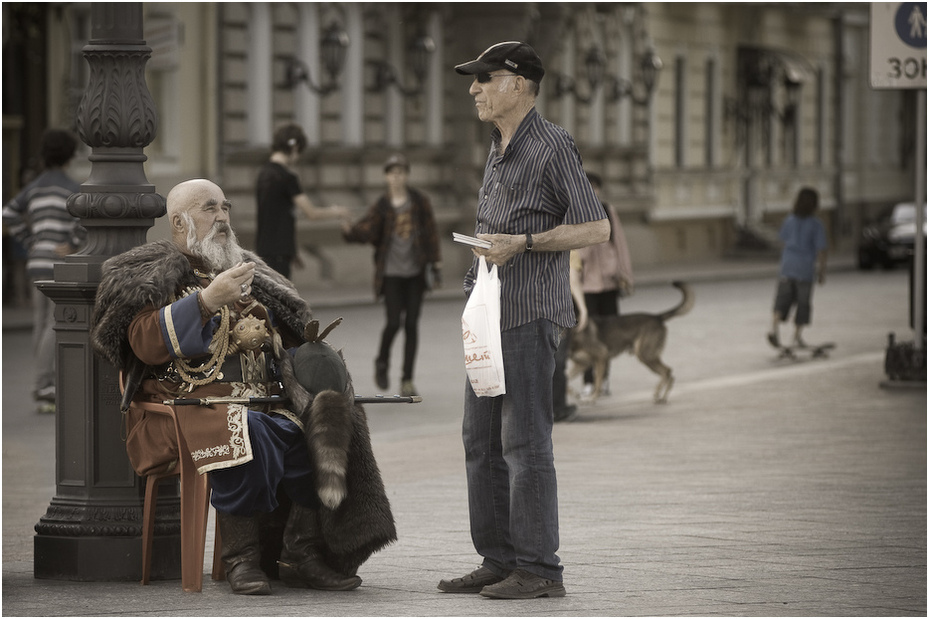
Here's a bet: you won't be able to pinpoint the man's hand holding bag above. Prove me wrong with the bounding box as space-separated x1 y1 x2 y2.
461 255 506 397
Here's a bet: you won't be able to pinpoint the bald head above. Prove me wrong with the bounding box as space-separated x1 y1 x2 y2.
166 178 242 271
166 179 223 220
167 178 230 243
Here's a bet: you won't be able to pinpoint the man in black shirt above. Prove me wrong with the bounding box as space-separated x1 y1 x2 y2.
255 124 349 278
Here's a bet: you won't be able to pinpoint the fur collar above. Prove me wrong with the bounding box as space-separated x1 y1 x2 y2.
91 239 312 369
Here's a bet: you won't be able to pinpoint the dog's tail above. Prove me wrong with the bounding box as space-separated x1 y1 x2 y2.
659 281 694 321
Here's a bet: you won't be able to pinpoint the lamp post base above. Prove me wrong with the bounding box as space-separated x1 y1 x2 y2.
34 533 181 582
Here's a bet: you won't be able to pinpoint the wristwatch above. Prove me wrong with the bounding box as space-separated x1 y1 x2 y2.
525 232 534 252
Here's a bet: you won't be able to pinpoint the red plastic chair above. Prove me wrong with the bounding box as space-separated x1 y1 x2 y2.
120 373 225 592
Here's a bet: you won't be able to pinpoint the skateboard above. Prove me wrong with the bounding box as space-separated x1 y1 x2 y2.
773 341 835 360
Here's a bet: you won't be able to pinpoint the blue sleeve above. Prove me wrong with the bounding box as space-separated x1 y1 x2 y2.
158 293 217 359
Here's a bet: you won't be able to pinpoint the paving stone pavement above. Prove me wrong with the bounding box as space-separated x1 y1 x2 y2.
2 255 925 617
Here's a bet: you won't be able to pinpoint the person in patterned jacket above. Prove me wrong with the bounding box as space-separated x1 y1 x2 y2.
341 153 442 397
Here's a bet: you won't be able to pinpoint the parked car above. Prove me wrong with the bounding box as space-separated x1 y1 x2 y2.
857 202 926 270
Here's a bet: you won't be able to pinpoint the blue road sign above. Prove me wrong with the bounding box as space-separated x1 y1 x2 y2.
895 2 927 49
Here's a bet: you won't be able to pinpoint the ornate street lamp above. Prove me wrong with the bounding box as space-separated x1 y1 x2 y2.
603 46 663 104
554 46 607 103
554 44 662 105
283 21 349 95
584 46 607 91
368 34 435 97
34 2 177 582
724 47 812 136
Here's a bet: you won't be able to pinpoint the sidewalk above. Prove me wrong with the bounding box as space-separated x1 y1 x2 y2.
2 253 849 332
3 251 926 617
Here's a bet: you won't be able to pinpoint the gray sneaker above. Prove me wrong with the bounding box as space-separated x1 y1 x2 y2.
479 568 566 599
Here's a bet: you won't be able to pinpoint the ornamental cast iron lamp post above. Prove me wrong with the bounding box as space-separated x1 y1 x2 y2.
33 2 179 581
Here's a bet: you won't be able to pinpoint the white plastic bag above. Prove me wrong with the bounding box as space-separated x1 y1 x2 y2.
461 255 506 397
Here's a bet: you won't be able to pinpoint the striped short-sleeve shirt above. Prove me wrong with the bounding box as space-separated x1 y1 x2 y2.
464 108 606 331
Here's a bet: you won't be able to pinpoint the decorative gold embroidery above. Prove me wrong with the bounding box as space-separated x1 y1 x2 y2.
222 403 244 460
191 444 231 461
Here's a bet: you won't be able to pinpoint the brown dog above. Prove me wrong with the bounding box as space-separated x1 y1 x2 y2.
569 282 694 404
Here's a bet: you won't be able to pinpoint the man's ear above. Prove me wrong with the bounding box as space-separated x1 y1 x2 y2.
171 214 185 232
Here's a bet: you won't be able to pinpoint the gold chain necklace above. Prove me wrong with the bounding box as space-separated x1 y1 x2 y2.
171 283 233 387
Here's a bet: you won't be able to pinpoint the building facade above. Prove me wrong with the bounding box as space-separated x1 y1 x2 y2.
3 2 921 293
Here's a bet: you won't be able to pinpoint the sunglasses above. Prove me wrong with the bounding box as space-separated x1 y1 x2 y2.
476 72 518 83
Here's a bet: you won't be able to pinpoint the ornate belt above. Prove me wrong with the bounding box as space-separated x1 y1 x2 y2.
157 351 276 385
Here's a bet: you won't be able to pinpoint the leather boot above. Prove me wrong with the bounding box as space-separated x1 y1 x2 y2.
216 512 272 595
278 504 362 590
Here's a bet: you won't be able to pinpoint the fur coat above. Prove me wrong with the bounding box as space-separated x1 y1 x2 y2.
91 239 396 574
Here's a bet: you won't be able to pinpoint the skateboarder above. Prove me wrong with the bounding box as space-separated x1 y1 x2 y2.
767 187 828 350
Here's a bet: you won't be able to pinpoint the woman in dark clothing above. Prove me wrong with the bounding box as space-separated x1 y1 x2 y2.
342 154 442 397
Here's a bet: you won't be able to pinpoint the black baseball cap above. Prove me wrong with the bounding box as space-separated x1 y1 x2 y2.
455 41 545 84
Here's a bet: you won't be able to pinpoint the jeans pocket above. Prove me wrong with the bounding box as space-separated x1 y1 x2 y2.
551 323 564 350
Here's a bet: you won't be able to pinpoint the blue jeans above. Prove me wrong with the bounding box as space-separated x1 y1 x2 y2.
462 319 563 582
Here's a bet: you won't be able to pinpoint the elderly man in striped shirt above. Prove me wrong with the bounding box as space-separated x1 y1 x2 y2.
439 41 610 600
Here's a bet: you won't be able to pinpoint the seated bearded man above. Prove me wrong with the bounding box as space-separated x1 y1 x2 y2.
91 179 395 596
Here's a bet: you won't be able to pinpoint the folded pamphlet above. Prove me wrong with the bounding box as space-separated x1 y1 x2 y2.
452 232 492 249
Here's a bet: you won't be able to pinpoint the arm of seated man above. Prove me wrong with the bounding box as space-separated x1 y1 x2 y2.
128 293 219 366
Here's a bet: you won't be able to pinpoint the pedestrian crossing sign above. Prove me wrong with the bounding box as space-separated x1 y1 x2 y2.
870 2 927 89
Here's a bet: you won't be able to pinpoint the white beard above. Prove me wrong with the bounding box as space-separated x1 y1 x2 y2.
186 220 244 273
